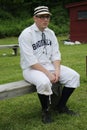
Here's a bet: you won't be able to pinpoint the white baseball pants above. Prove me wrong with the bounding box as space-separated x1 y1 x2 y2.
23 65 80 95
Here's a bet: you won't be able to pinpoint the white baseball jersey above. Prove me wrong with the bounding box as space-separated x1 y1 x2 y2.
18 23 80 95
18 23 61 71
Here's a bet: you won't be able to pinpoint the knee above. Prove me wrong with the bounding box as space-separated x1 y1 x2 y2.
40 79 51 88
65 72 80 88
74 72 80 81
71 72 80 87
37 79 52 95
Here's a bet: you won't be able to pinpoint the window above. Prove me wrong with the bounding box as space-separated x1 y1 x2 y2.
78 10 87 19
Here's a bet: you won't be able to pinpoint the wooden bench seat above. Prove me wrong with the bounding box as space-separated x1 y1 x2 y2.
0 79 62 109
0 80 36 100
0 44 19 56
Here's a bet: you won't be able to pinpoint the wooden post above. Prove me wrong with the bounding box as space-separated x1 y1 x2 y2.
86 56 87 76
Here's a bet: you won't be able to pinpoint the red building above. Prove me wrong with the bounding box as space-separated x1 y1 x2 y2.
66 1 87 43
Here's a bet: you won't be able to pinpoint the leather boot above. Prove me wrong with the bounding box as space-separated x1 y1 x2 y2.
56 87 78 115
38 94 53 124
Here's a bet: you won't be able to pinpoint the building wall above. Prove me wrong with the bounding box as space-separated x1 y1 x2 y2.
66 1 87 43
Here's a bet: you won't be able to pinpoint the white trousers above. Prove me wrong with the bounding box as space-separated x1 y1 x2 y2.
23 65 80 95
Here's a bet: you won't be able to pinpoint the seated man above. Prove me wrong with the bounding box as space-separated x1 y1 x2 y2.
18 6 80 124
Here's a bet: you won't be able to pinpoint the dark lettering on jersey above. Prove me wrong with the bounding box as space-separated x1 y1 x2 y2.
32 39 52 50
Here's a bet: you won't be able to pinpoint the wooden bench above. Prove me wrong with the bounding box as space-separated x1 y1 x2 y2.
0 80 36 100
0 44 19 56
0 80 62 104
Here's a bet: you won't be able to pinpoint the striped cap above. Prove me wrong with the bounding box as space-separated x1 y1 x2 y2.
34 6 51 16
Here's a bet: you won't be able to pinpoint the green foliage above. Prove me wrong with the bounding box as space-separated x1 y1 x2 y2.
49 23 69 35
0 18 34 38
0 0 83 38
51 6 69 25
0 9 14 20
0 8 69 37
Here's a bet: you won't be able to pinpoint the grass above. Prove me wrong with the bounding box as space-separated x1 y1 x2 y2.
0 36 87 130
0 37 23 84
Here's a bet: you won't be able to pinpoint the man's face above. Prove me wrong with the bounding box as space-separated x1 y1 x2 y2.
34 14 50 31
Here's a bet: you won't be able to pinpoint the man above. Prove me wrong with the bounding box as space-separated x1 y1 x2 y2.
18 6 80 124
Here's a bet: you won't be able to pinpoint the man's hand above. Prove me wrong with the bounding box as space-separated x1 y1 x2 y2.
52 60 60 83
47 72 56 83
52 70 60 83
47 71 60 83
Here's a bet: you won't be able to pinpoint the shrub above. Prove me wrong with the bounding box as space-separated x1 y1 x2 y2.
0 5 69 38
0 9 14 20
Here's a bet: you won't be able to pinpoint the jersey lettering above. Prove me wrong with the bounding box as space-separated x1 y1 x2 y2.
32 39 52 50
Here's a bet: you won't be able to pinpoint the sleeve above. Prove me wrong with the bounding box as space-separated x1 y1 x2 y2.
18 30 38 69
51 31 61 61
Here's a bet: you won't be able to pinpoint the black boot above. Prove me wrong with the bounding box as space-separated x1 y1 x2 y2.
57 87 78 115
38 94 53 124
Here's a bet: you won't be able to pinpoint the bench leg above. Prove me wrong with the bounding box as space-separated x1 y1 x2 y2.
13 48 18 56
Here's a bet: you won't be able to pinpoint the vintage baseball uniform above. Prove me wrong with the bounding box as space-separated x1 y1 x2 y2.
18 23 80 95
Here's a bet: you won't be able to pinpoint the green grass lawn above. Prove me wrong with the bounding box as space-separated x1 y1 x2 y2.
0 37 87 130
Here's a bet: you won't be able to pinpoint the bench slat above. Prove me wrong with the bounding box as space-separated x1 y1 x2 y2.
0 44 19 49
0 80 36 100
